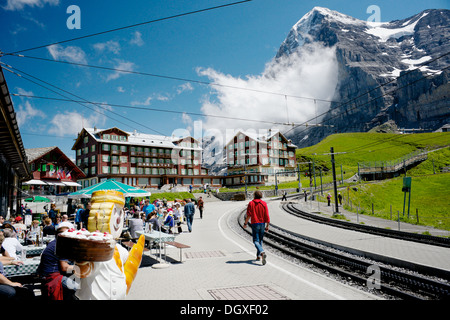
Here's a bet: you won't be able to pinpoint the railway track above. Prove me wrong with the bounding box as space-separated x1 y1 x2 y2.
237 209 450 300
283 202 450 248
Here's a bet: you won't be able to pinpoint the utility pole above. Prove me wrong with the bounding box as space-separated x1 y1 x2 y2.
330 147 339 213
244 163 247 199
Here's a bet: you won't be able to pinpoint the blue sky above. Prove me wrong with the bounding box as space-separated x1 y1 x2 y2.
1 0 448 160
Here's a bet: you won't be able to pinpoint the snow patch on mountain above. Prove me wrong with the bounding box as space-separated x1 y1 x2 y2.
365 12 430 42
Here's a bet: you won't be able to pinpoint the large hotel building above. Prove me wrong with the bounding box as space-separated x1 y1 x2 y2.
72 127 221 189
224 129 297 186
73 127 298 189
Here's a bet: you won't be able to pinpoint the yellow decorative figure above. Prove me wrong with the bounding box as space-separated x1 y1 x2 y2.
124 234 145 294
88 190 126 237
74 190 145 300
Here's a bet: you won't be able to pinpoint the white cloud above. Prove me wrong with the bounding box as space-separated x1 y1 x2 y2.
130 96 152 106
48 44 87 64
93 40 121 54
14 88 46 126
3 0 59 11
177 82 194 94
130 31 144 46
117 86 125 93
16 100 46 126
181 113 193 133
106 60 135 81
197 43 339 134
48 108 107 137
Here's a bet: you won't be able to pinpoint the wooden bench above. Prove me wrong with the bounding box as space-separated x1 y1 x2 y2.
164 241 190 262
121 240 150 252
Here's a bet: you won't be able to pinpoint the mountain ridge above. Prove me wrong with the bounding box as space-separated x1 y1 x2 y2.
278 7 450 147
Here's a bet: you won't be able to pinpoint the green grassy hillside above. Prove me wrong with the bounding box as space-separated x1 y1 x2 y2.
296 132 450 173
296 132 450 232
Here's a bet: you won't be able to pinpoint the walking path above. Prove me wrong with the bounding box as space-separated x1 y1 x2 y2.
126 199 380 301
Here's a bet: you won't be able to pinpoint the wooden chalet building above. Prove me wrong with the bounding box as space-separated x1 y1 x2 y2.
23 146 85 195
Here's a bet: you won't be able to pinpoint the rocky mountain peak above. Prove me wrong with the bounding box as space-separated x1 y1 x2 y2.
278 7 450 147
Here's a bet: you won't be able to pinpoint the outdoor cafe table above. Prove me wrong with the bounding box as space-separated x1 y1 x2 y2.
19 236 53 245
135 230 175 259
3 258 40 278
17 245 46 257
135 230 175 244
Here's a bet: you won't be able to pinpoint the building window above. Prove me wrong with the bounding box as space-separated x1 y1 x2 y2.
91 155 96 163
120 145 127 152
102 166 109 174
102 144 110 151
91 145 96 152
120 167 127 174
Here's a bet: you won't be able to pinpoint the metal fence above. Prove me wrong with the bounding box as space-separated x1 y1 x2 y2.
358 149 427 175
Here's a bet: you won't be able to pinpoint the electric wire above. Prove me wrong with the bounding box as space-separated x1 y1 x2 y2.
0 62 168 136
2 0 253 56
5 53 337 104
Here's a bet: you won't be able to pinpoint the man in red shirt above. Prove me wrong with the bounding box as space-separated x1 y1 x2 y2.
243 191 270 265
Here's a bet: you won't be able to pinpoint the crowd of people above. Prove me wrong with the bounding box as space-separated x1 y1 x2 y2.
124 196 205 240
0 195 208 300
0 201 89 300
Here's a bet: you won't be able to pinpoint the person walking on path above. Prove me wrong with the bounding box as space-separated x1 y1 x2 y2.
183 198 195 232
327 193 332 206
338 192 342 206
197 197 204 219
243 191 270 265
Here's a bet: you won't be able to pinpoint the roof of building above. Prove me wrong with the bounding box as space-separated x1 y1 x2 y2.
0 66 32 180
73 127 202 151
25 146 57 163
25 146 85 179
224 129 297 148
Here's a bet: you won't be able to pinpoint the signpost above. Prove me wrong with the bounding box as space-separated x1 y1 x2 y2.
402 177 412 218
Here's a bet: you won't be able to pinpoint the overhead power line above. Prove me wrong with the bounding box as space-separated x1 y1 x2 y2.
11 92 299 126
6 53 337 104
1 62 167 136
2 0 253 55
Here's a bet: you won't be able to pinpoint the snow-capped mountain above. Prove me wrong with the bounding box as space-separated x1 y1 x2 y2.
279 7 450 147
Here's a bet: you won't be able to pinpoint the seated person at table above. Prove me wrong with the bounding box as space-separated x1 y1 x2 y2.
43 218 56 237
1 229 23 260
0 232 34 300
53 214 62 229
147 212 161 232
128 212 144 240
142 199 156 220
12 216 26 238
161 210 174 234
37 221 79 300
27 220 41 243
0 261 35 300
